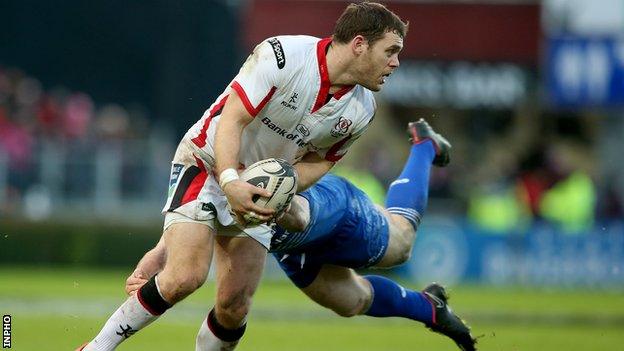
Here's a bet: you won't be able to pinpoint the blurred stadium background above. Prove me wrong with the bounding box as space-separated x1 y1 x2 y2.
1 0 624 350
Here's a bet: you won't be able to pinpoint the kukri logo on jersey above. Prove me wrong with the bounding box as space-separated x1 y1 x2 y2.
281 92 299 111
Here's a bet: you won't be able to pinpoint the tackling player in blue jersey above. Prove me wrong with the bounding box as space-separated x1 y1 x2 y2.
126 119 476 350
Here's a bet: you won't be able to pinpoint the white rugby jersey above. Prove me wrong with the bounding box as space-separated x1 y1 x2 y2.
186 35 377 168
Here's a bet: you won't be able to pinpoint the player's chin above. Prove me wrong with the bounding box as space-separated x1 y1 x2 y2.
364 82 383 92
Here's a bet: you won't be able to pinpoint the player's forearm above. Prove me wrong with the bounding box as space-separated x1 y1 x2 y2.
137 237 167 274
214 117 245 175
214 90 254 177
294 153 334 192
276 195 310 232
125 238 166 296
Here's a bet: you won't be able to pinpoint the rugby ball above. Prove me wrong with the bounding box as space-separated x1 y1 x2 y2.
239 158 298 225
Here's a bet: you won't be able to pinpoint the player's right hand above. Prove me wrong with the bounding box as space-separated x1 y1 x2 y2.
223 179 275 224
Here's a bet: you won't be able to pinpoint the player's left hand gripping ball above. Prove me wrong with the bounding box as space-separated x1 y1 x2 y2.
239 158 298 226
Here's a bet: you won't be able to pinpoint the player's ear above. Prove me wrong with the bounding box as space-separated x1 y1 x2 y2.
351 35 368 55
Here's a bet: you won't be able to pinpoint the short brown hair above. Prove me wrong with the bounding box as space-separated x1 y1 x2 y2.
333 2 408 45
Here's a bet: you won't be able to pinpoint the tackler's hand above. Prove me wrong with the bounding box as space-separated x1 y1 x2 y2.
125 269 149 296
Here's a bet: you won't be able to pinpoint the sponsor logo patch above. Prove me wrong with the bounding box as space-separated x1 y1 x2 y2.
261 116 308 147
295 123 310 137
201 202 216 213
168 164 185 197
330 116 353 137
268 38 286 69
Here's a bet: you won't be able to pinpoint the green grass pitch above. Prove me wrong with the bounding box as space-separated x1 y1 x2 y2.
1 266 623 350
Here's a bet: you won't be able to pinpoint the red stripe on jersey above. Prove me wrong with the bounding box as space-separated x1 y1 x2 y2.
312 37 332 113
324 134 352 162
333 85 354 100
231 81 277 117
312 38 354 112
181 156 208 205
191 95 229 148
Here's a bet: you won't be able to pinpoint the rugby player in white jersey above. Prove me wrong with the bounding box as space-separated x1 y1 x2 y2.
79 2 407 351
125 119 477 350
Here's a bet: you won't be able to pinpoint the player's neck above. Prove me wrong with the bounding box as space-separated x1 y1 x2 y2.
325 43 357 93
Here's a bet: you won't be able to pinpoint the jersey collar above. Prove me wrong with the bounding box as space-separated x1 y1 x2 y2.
312 37 354 113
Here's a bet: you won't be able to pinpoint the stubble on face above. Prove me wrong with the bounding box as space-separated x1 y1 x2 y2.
355 31 403 92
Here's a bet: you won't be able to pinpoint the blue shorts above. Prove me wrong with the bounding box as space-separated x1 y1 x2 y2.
271 174 389 288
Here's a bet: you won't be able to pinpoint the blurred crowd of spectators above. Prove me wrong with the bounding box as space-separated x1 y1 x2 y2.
339 105 624 235
462 112 623 234
0 66 156 216
2 66 622 232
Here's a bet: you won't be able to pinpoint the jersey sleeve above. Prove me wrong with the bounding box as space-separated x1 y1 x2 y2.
231 38 286 117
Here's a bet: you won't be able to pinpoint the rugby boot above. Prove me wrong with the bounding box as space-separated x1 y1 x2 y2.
423 283 477 351
407 118 451 167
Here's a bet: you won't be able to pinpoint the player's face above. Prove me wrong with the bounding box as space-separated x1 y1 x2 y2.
355 31 403 91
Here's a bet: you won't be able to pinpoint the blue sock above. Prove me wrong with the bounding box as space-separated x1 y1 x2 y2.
385 140 435 229
364 275 433 325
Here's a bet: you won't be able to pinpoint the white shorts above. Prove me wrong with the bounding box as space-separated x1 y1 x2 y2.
161 137 273 249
